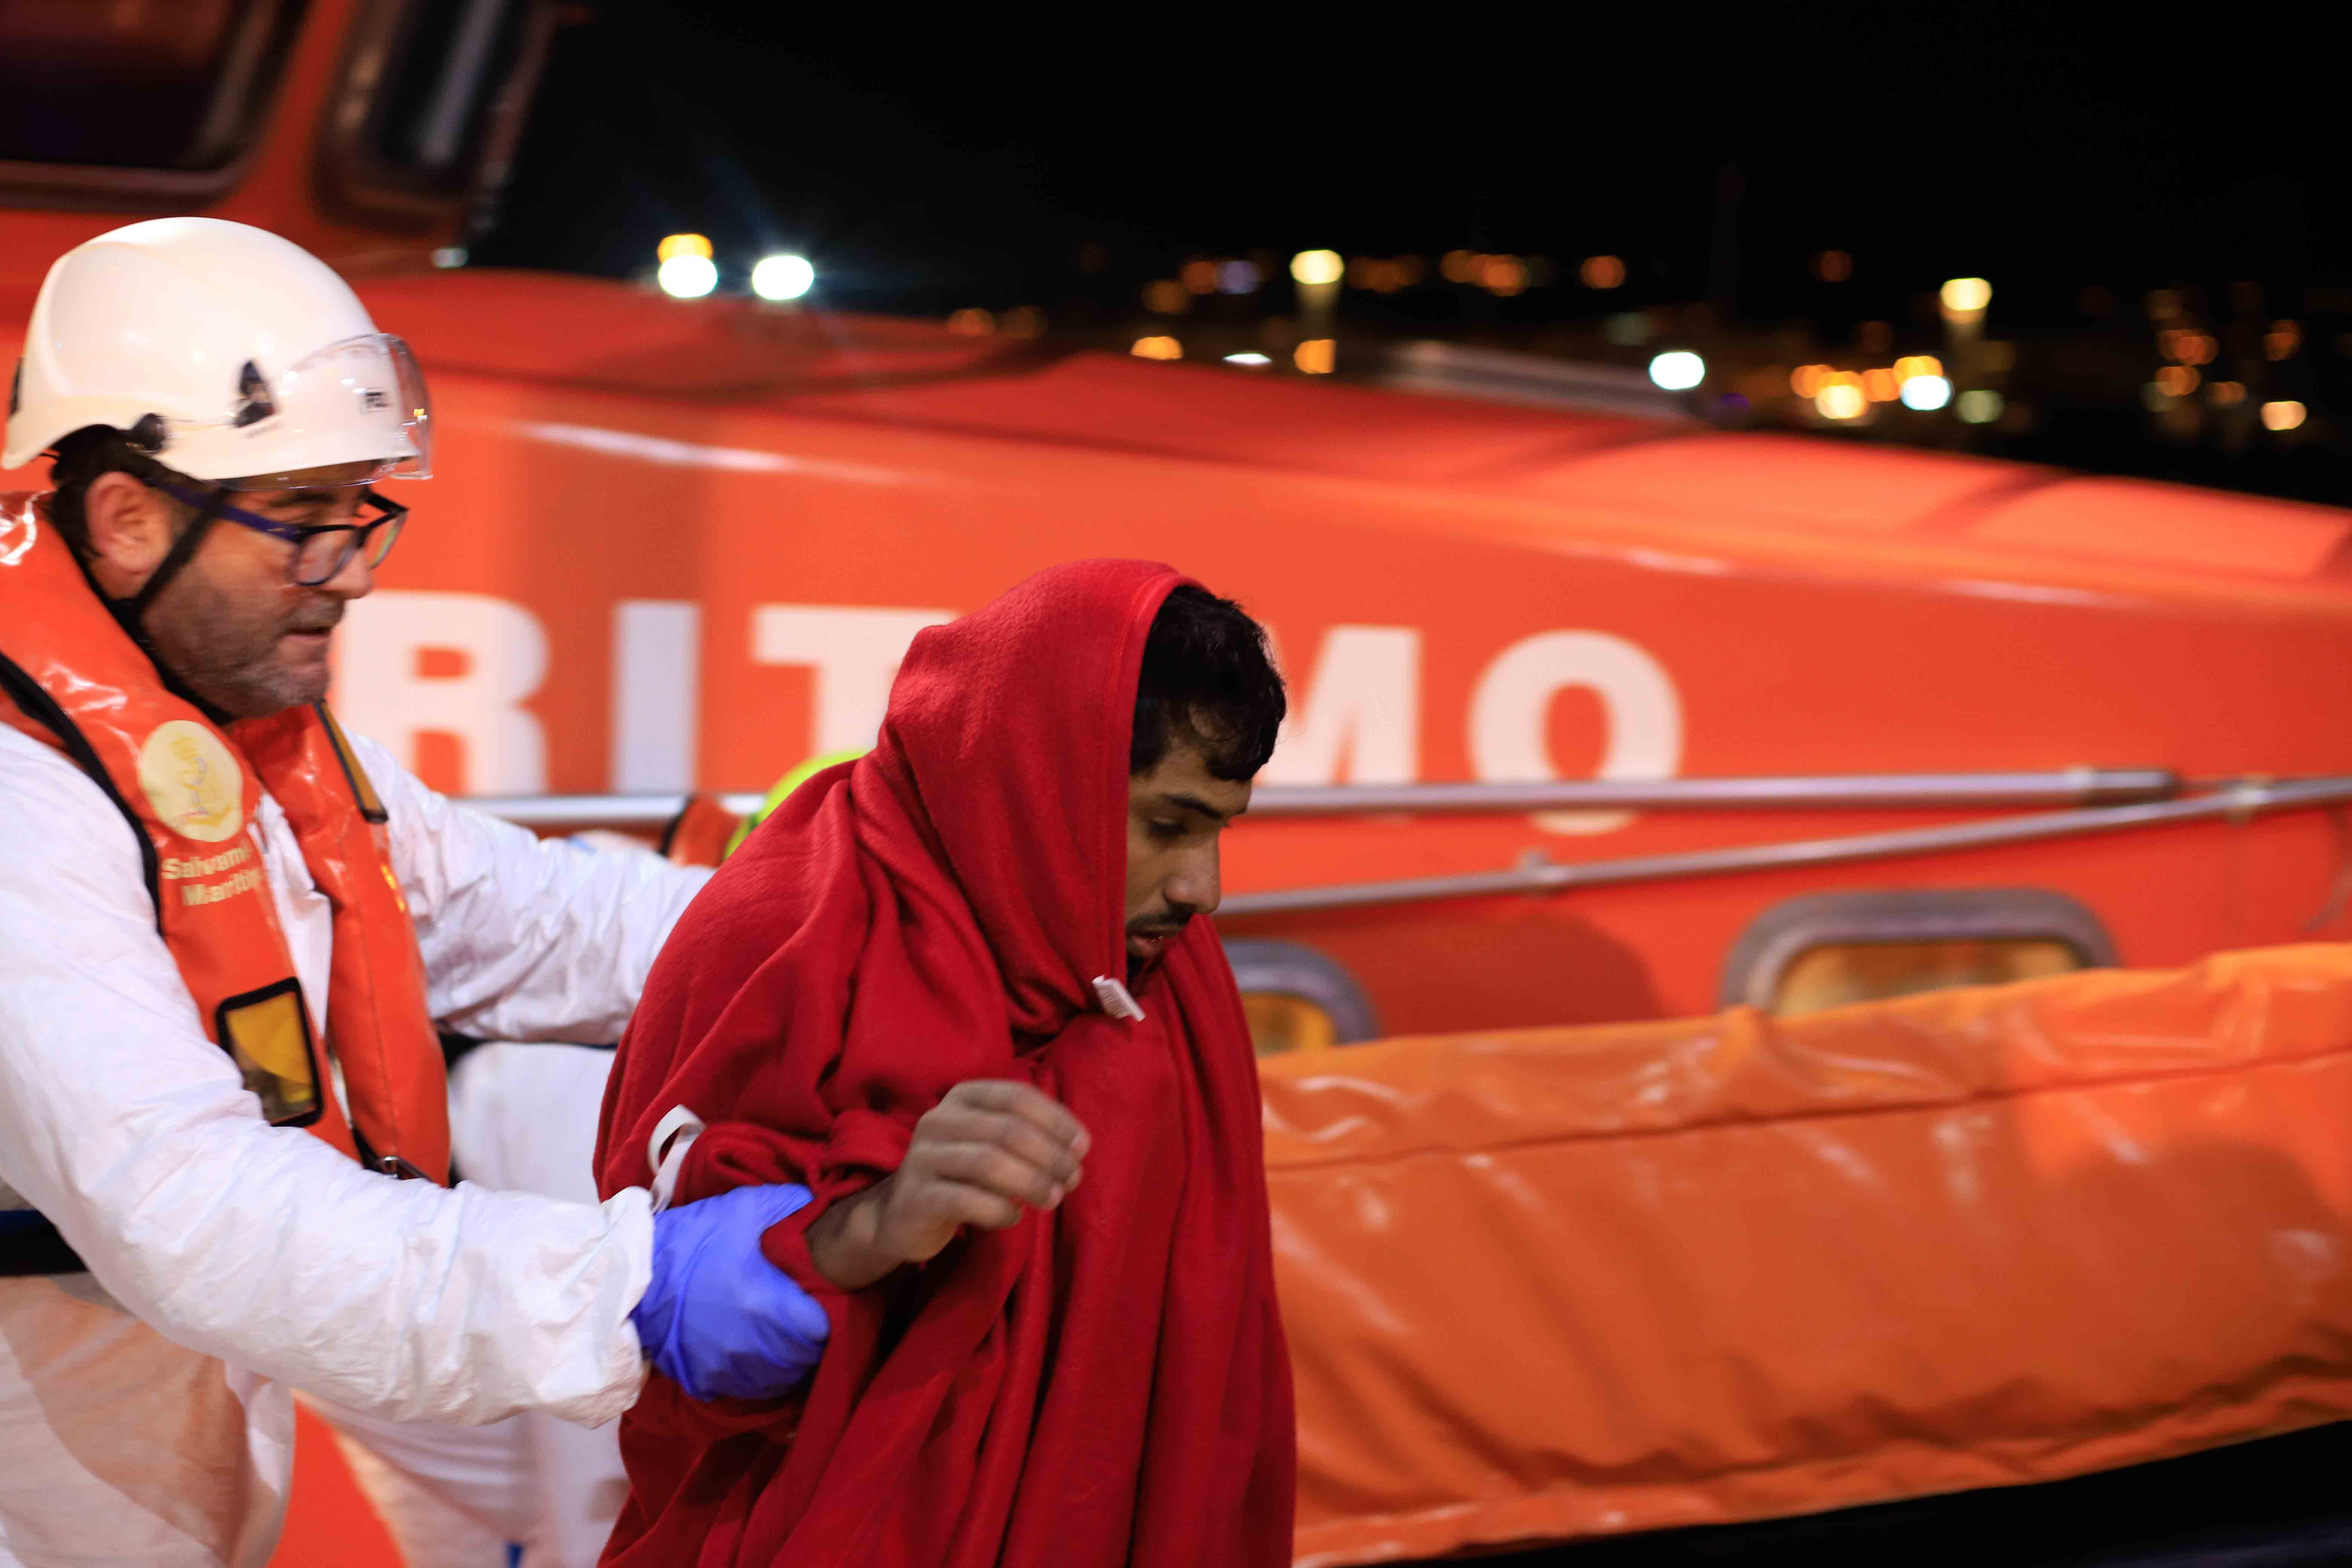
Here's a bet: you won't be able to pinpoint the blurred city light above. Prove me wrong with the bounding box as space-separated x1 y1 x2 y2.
1289 250 1344 287
1955 389 2005 423
751 254 815 301
1648 350 1706 390
1900 375 1953 411
1815 382 1867 420
1580 255 1626 289
1479 255 1528 296
612 177 2352 474
1354 256 1423 293
657 253 718 298
1939 277 1992 318
2159 329 2217 365
432 247 467 269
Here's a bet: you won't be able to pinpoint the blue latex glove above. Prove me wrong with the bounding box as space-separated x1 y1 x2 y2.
632 1184 830 1401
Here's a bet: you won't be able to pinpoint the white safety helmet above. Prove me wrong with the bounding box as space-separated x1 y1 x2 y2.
5 217 430 487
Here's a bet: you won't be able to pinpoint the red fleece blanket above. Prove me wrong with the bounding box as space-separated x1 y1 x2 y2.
595 559 1295 1567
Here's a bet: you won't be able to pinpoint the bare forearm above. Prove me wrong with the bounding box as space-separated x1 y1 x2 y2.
804 1179 901 1290
805 1080 1089 1292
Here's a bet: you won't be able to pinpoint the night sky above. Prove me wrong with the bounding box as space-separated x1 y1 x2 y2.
469 5 2351 505
479 6 2341 326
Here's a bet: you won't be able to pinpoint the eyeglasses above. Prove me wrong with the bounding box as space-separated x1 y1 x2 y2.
148 478 408 588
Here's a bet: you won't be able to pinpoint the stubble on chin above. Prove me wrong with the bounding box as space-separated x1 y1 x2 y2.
271 646 335 710
197 650 327 719
165 606 331 718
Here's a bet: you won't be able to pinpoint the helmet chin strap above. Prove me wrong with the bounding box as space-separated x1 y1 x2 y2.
94 482 236 723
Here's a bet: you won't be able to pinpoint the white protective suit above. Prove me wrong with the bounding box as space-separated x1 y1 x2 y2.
0 723 710 1568
318 1038 635 1568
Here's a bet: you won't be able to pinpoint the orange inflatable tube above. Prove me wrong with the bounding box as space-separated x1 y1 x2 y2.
1263 943 2352 1565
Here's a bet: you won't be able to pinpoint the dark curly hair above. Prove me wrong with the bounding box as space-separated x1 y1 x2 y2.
1130 584 1286 781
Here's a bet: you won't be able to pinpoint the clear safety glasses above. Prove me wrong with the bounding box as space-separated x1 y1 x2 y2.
149 477 408 587
137 333 434 485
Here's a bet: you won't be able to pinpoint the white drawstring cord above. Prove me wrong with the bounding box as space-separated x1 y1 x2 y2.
646 1104 706 1214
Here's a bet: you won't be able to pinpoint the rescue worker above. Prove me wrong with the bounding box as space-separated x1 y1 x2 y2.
321 1016 642 1568
0 217 829 1567
319 805 852 1566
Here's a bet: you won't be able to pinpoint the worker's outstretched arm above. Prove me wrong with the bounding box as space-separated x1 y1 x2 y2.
0 734 819 1426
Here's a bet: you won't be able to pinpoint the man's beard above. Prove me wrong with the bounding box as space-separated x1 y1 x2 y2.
1124 913 1190 986
149 573 342 718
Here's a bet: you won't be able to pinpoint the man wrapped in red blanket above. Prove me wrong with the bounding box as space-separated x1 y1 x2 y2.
595 560 1296 1566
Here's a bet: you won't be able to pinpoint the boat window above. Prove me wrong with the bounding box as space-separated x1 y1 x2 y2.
1720 888 2116 1018
320 0 550 224
1222 939 1382 1056
0 0 306 191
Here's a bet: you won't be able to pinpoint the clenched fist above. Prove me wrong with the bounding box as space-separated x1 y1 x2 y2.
807 1080 1090 1290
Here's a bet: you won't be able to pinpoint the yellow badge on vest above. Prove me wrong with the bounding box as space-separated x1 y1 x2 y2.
137 720 244 843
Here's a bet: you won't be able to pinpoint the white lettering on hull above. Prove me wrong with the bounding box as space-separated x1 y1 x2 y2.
749 605 955 757
334 591 551 794
1469 630 1683 835
1262 626 1422 787
612 600 702 792
335 590 1686 833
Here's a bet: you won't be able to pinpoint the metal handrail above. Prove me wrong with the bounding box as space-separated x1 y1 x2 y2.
1241 769 2178 815
464 767 2182 833
1216 776 2352 917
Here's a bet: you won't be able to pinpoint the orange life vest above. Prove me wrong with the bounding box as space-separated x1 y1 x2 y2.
0 492 449 1181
